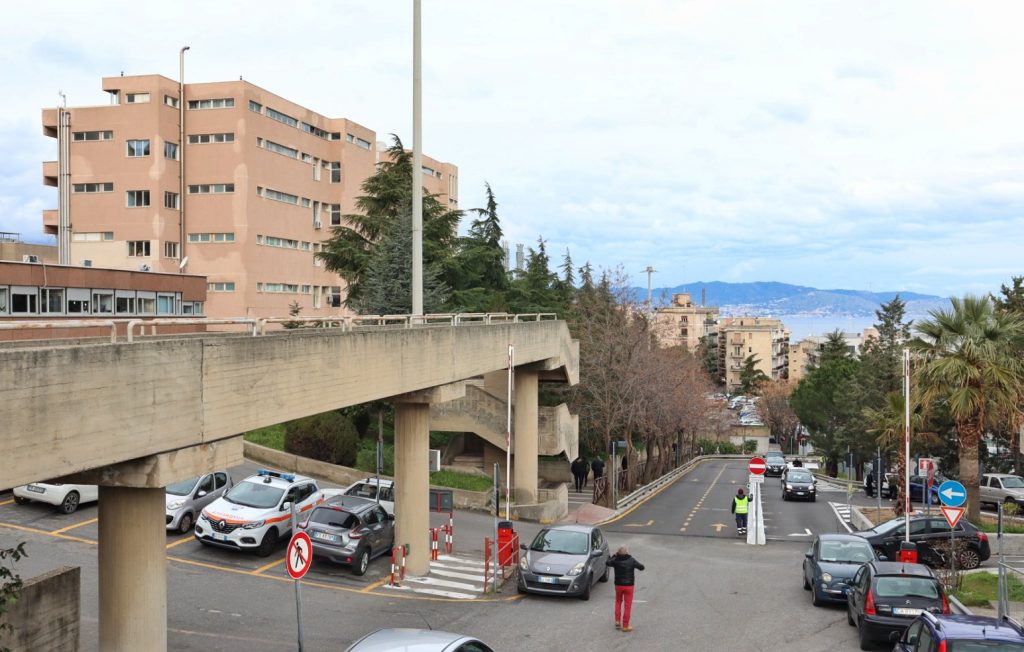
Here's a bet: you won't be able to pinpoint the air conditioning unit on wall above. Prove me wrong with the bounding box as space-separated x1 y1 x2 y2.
80 259 93 267
22 254 40 263
313 219 322 230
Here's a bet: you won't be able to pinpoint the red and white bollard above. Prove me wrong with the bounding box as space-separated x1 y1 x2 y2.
430 528 439 560
389 545 407 585
446 512 454 554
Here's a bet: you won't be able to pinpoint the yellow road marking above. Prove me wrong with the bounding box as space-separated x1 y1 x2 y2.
0 521 95 545
623 519 654 528
600 458 709 525
251 558 284 575
166 535 194 550
0 499 14 507
51 517 98 535
680 464 728 532
361 578 388 593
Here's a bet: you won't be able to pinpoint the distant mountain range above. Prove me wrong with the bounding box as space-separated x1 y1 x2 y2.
632 281 948 318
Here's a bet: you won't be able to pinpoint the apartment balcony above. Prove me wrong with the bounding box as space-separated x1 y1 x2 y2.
42 161 57 187
728 336 744 345
729 351 744 359
42 108 58 137
42 209 58 236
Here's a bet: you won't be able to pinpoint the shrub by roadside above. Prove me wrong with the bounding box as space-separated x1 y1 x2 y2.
285 411 359 466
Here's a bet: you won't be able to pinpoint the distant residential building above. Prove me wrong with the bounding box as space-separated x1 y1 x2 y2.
652 293 719 350
788 327 881 382
41 74 457 319
0 232 56 264
717 317 789 392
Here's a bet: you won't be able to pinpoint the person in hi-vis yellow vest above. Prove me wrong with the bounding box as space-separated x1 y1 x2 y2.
731 488 749 535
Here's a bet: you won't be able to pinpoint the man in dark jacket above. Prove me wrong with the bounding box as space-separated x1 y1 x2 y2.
731 487 749 535
591 457 605 481
570 456 587 492
606 545 645 632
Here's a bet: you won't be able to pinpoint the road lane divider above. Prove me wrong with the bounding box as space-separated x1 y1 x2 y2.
50 517 98 535
681 463 728 533
0 521 95 545
0 499 14 507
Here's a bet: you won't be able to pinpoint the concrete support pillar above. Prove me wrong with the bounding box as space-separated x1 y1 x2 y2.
98 486 167 652
394 401 431 576
514 369 539 505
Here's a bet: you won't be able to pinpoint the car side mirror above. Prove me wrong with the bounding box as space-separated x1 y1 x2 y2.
387 513 395 521
805 552 813 559
878 555 888 561
520 543 528 551
281 501 292 512
591 549 603 558
197 490 208 498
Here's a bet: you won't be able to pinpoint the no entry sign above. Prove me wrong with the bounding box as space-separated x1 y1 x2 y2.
748 457 766 475
286 531 313 580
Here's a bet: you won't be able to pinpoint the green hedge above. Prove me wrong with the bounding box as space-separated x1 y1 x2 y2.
284 411 359 466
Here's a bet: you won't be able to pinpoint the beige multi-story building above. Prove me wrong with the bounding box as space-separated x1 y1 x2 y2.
717 317 789 392
788 327 882 382
652 292 719 350
41 74 458 319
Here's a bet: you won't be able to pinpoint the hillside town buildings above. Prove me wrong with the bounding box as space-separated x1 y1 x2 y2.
651 292 719 350
717 317 790 392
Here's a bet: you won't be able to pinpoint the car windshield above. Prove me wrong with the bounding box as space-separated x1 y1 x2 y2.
875 576 939 599
223 480 285 509
308 507 359 530
819 540 874 563
788 472 813 483
766 454 785 462
530 529 589 555
346 483 378 500
167 477 198 496
948 643 1024 652
1001 477 1024 489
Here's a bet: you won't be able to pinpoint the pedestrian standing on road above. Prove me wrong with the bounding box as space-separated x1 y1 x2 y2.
731 488 749 536
570 456 587 492
591 457 605 482
606 545 644 632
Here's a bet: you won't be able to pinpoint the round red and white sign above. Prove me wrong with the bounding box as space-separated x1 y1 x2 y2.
748 457 766 475
286 531 313 580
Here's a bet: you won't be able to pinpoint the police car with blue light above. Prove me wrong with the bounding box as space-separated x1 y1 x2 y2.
194 469 324 557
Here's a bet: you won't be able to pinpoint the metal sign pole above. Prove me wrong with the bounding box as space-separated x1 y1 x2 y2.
876 447 882 521
506 345 514 521
903 348 911 543
376 411 383 506
492 463 499 594
290 503 305 652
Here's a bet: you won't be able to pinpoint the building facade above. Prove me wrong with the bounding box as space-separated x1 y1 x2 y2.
41 74 458 319
652 293 719 350
717 317 789 392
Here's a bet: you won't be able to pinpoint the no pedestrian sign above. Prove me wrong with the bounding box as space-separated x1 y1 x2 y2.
748 457 766 475
286 531 313 580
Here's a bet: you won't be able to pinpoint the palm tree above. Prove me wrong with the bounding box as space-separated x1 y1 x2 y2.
864 392 926 517
910 295 1024 522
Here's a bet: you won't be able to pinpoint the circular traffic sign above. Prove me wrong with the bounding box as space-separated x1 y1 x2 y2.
937 480 967 508
286 531 313 579
748 457 766 475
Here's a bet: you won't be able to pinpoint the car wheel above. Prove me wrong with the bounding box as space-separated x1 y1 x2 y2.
802 571 810 590
578 574 592 601
353 548 370 576
13 496 30 505
782 492 788 501
256 528 279 557
810 495 816 502
177 512 194 534
811 583 823 607
599 566 609 583
959 548 981 570
858 619 873 650
59 491 80 514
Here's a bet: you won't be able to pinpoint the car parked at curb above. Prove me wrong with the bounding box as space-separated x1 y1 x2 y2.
846 560 950 650
166 471 233 534
894 611 1024 651
803 533 876 605
981 473 1024 509
300 495 394 575
853 515 990 570
344 628 494 652
13 483 97 514
517 524 609 600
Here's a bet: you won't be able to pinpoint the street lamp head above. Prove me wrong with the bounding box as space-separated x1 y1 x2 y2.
181 45 190 53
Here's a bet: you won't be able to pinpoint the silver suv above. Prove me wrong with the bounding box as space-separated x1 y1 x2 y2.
980 473 1024 508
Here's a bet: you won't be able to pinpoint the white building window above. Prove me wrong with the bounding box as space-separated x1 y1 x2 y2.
40 288 64 314
126 190 150 207
92 290 114 314
188 133 234 144
73 231 114 242
188 232 235 242
125 93 150 104
248 100 263 113
188 184 234 194
207 282 235 292
67 288 90 314
73 182 113 193
164 95 179 108
126 139 151 157
11 287 38 314
164 192 179 210
127 240 151 257
187 98 234 110
164 142 179 160
163 241 179 258
73 130 113 142
0 287 7 313
264 140 299 159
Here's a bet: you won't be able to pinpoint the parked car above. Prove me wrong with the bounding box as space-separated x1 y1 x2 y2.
846 560 950 649
854 515 990 570
803 533 876 605
165 471 233 534
765 452 787 477
301 495 394 575
345 628 494 652
195 469 323 556
864 470 896 499
981 473 1024 508
908 474 947 504
517 524 609 600
894 612 1024 651
342 478 395 516
13 483 97 514
782 468 817 501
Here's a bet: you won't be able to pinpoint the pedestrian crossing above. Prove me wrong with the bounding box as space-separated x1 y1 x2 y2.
830 501 854 532
381 553 488 600
568 485 594 512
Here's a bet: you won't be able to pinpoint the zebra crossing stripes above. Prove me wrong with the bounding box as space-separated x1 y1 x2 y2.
382 553 488 599
829 502 854 533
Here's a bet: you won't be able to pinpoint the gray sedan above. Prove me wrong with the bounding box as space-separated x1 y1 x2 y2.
517 524 609 600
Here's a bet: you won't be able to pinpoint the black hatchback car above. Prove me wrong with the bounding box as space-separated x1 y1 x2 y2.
765 453 787 477
782 468 817 502
846 560 950 650
301 495 394 576
853 515 990 570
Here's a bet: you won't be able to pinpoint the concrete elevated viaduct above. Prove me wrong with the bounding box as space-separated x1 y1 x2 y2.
0 315 578 651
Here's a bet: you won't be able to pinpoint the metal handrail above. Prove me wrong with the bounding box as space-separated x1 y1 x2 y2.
0 319 120 343
257 316 348 335
126 318 257 343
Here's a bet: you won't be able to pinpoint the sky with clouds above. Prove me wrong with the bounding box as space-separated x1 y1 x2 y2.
2 0 1022 297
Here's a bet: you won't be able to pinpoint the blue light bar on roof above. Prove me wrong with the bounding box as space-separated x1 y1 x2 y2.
257 469 296 482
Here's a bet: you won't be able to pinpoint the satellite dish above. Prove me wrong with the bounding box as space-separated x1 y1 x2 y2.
179 256 189 270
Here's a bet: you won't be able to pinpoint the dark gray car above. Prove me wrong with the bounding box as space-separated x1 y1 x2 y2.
301 495 394 576
517 524 609 600
782 468 817 501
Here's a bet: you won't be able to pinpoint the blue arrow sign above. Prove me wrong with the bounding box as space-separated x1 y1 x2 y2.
938 480 967 508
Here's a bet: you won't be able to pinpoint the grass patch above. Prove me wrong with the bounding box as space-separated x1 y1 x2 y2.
976 517 1024 534
244 424 286 451
954 571 1024 607
430 470 493 492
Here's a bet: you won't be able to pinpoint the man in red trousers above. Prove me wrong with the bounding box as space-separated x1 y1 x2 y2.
605 545 645 632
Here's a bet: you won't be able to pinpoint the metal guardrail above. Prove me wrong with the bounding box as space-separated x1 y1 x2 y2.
0 319 119 343
127 318 257 342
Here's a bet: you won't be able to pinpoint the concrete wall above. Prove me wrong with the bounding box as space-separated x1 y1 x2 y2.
0 566 80 652
1 320 577 489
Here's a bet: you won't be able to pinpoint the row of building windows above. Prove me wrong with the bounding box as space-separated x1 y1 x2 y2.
72 185 232 206
345 133 372 150
207 282 235 293
256 235 314 251
0 285 203 317
73 130 113 142
255 186 340 227
125 139 178 159
188 132 234 144
188 183 234 194
255 137 340 183
248 100 343 142
188 98 234 110
189 232 235 243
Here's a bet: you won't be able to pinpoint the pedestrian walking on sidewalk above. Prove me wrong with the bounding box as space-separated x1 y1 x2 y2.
606 545 644 632
591 457 605 482
570 456 587 492
731 487 749 536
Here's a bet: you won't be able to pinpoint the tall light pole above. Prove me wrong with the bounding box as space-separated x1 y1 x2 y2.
179 45 190 273
411 0 423 315
904 347 911 542
641 266 657 316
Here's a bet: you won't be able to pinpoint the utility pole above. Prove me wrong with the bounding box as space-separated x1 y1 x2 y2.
179 45 190 273
641 266 657 316
411 0 423 316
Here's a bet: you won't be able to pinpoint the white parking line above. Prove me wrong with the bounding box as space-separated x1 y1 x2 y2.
383 584 479 600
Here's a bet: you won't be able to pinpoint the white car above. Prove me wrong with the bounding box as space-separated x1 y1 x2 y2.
13 483 98 514
166 471 233 534
343 478 395 516
194 469 323 556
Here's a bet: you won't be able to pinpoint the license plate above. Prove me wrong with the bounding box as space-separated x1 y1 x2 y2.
313 532 338 543
537 576 559 584
795 491 805 495
26 485 45 494
893 608 923 616
215 534 229 542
